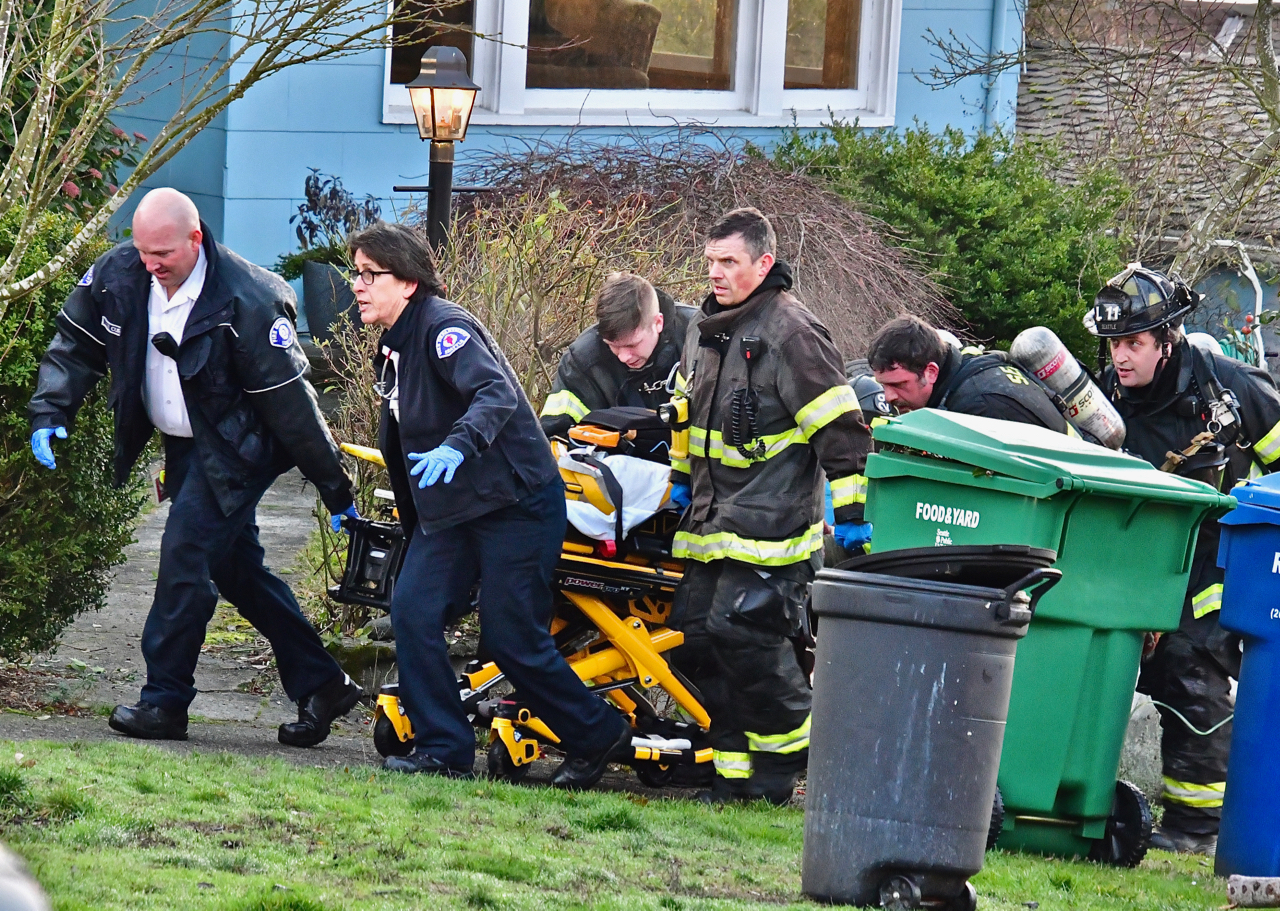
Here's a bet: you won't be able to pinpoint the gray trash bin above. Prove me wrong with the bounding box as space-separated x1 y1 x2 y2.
802 567 1059 909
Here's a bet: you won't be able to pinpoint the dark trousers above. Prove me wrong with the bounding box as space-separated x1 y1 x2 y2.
1137 561 1239 836
139 436 343 712
390 480 625 769
670 558 813 779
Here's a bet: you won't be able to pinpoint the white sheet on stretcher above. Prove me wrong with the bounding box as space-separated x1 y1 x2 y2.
560 450 672 542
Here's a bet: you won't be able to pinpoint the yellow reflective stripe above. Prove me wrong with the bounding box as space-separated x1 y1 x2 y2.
870 416 890 429
541 390 589 421
1256 419 1280 464
795 385 859 440
688 425 806 467
714 750 752 779
1163 777 1225 808
1065 422 1081 439
747 715 811 754
1192 584 1223 619
671 457 691 475
830 473 867 508
674 371 689 395
673 523 824 566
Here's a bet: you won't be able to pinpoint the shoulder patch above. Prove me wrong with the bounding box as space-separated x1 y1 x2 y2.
268 317 295 349
436 327 472 359
77 265 94 287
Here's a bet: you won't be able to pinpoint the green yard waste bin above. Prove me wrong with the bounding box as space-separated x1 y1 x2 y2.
864 410 1236 863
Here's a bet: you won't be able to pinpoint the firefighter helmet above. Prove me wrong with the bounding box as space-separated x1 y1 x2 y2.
1085 263 1199 338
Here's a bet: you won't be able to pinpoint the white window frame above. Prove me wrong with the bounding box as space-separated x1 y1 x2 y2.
382 0 901 127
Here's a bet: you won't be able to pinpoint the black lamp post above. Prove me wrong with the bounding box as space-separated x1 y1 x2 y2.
406 47 479 250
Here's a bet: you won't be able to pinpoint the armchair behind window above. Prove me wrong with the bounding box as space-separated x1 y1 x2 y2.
528 0 663 89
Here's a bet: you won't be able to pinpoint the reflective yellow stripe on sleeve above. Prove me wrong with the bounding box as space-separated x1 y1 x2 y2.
1162 777 1225 808
1191 584 1223 619
795 385 860 440
673 523 824 566
671 457 691 475
541 390 590 422
1256 419 1280 464
830 473 867 508
747 715 811 755
714 750 752 779
674 371 689 395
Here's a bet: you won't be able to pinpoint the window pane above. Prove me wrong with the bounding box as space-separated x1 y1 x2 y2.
527 0 737 91
785 0 859 89
391 0 475 85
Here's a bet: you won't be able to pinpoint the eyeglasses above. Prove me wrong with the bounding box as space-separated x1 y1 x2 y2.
347 269 394 286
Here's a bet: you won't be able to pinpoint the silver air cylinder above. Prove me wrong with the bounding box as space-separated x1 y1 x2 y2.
1010 326 1127 449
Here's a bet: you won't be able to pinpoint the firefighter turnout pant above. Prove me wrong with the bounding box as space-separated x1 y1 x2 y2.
670 558 813 798
1137 560 1240 836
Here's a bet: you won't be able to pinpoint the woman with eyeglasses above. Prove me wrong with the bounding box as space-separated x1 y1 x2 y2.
347 222 631 785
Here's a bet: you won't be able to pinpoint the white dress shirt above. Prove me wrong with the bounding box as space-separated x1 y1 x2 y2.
144 246 207 438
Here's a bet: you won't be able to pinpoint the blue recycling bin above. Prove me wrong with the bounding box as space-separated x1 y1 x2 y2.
1215 475 1280 877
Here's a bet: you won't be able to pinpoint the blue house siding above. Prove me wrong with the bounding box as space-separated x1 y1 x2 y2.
125 0 1024 267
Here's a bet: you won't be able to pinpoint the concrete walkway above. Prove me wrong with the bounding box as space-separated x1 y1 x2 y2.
2 469 376 761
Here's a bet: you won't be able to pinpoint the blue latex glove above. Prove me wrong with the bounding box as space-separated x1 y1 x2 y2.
408 444 464 488
668 481 692 509
31 426 67 470
331 504 359 535
833 521 873 554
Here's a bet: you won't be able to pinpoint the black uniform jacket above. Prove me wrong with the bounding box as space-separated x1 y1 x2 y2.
1104 339 1280 642
540 291 696 439
376 294 560 536
27 225 353 516
928 346 1069 432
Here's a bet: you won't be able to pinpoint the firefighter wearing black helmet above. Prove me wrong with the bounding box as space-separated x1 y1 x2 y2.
1092 263 1280 855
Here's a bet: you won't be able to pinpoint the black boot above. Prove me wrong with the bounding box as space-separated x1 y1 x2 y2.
748 749 806 806
109 702 188 740
550 722 633 790
697 775 754 805
383 748 475 778
1150 826 1217 856
278 674 362 747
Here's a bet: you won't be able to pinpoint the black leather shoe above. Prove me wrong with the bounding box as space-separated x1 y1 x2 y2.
108 702 188 740
382 749 475 778
550 722 633 790
278 674 362 747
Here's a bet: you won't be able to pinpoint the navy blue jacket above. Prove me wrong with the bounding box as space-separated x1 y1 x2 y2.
376 295 560 535
28 225 353 516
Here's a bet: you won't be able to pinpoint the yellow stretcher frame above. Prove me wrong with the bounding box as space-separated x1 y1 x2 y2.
342 439 714 773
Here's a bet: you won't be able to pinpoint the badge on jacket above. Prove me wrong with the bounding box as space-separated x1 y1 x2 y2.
77 265 94 286
269 317 295 348
436 327 471 358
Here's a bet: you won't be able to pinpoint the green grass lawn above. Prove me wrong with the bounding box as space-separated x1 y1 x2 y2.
0 740 1220 910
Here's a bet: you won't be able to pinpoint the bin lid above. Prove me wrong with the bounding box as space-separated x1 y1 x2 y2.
838 544 1057 588
1220 473 1280 527
870 410 1237 508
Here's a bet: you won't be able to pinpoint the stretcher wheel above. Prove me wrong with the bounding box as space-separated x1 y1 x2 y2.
374 711 412 758
634 761 675 789
486 741 530 783
1087 779 1152 868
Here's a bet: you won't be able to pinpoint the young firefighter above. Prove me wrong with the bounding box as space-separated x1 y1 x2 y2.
1090 264 1280 854
540 272 695 439
667 207 873 804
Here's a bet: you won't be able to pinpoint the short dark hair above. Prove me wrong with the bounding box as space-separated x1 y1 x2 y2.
706 207 777 261
867 315 947 375
596 272 659 342
347 221 444 300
